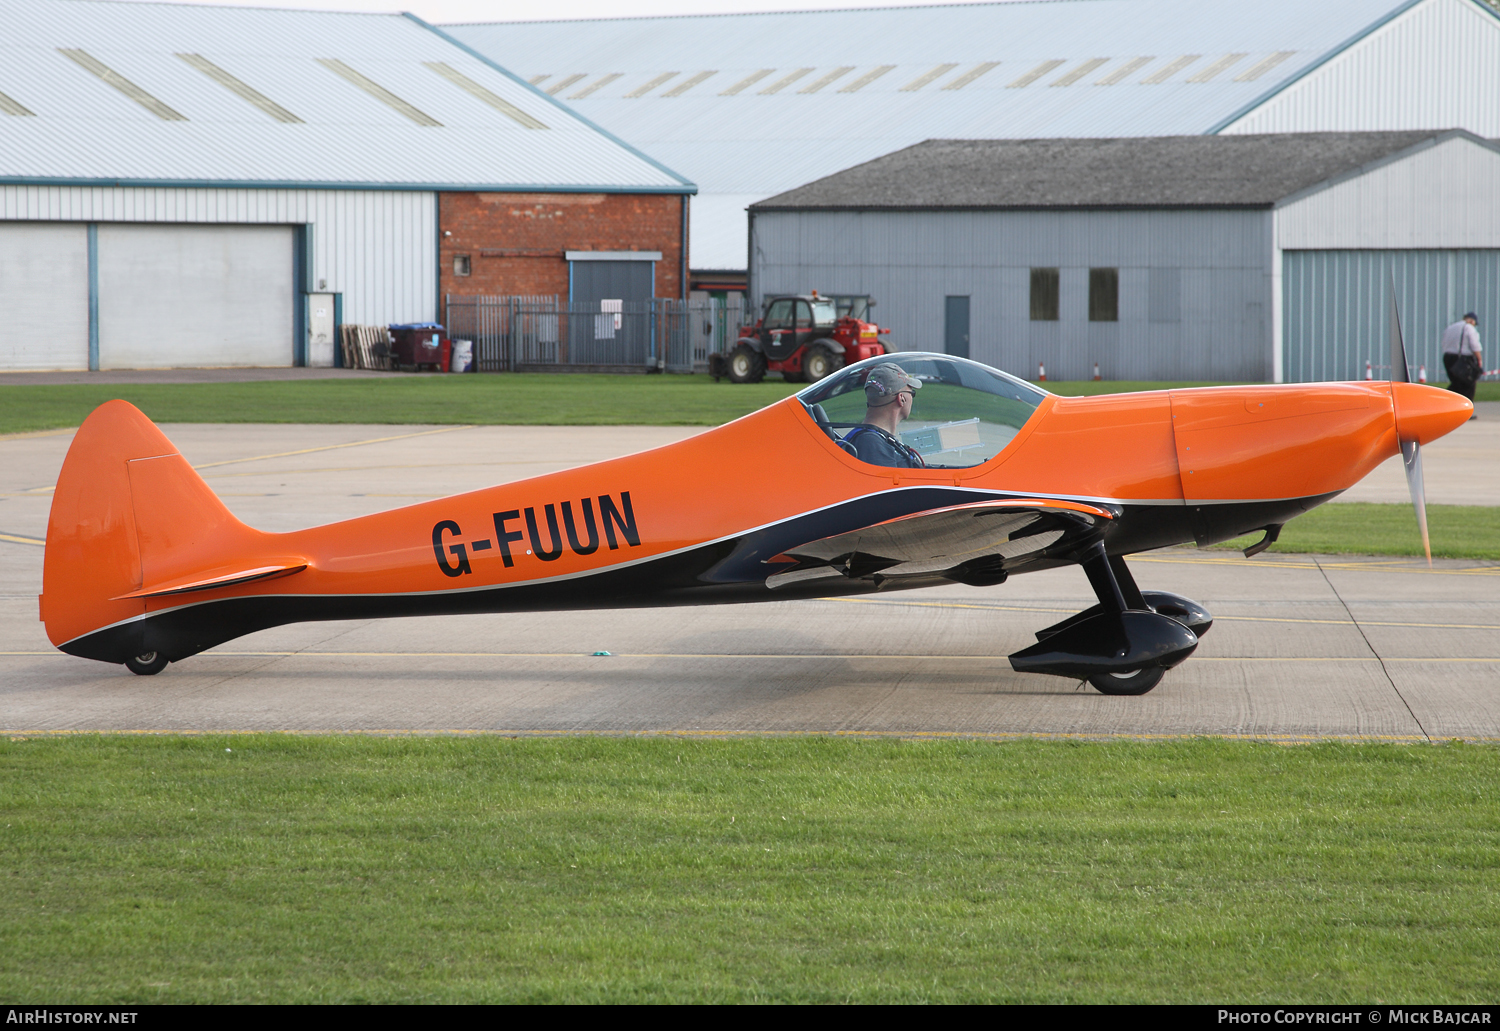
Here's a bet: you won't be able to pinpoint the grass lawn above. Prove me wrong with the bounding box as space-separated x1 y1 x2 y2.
1215 503 1500 561
0 376 1250 436
1 735 1496 1004
0 376 806 435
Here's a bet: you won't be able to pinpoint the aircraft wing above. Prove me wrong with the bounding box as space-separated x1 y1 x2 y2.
765 498 1114 590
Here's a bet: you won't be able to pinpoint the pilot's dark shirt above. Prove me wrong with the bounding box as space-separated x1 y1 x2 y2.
846 425 925 468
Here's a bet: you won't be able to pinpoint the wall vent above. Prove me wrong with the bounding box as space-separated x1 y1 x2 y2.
1007 59 1065 88
425 62 547 128
569 73 621 99
839 65 894 93
1050 58 1108 87
1235 51 1296 82
663 70 718 96
58 49 186 121
626 72 678 98
944 62 1000 90
799 66 854 93
1187 53 1247 83
900 63 958 91
760 68 814 94
176 53 301 123
0 90 35 116
1096 56 1153 85
721 69 773 95
1141 55 1200 83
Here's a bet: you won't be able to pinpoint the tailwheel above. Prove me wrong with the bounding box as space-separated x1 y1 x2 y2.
125 651 169 676
1087 667 1164 696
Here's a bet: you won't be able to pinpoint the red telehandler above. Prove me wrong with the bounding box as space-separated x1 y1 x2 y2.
708 292 888 383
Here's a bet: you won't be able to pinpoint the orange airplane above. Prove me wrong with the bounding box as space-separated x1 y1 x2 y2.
41 298 1471 694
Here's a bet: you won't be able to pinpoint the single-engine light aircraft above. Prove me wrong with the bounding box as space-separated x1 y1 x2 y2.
41 299 1471 694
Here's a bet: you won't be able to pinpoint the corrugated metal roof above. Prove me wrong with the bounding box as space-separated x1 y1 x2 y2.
445 0 1431 266
751 132 1475 209
0 0 693 192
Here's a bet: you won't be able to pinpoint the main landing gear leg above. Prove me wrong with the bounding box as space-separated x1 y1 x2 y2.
1007 543 1208 695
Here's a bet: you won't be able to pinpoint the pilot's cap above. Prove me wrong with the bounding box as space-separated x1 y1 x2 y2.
864 363 922 402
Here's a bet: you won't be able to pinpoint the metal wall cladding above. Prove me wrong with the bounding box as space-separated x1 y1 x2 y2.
1275 135 1500 250
1222 0 1500 136
1282 249 1500 383
751 208 1273 383
1 184 437 327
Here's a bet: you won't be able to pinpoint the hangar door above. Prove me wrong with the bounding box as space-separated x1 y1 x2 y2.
97 224 294 369
0 223 89 370
1283 250 1500 383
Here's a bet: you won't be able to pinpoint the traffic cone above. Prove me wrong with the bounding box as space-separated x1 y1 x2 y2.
1038 361 1046 382
1092 362 1100 381
1418 364 1427 384
1365 359 1373 381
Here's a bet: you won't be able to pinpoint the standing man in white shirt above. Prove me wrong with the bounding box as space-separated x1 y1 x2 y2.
1442 311 1482 418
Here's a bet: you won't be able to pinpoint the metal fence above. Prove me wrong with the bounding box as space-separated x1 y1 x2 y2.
444 294 751 373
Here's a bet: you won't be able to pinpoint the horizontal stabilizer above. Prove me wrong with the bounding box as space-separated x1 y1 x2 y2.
111 561 308 601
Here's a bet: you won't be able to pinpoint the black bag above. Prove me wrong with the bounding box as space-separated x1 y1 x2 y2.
1453 352 1480 383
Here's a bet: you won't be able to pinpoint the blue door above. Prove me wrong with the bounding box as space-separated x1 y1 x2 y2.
944 296 970 359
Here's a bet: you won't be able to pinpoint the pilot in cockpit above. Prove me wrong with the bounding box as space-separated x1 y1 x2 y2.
841 363 927 469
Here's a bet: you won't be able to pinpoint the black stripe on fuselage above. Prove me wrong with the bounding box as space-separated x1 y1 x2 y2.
60 489 1336 665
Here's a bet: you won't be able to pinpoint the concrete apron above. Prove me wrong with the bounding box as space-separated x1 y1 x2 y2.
3 422 1497 740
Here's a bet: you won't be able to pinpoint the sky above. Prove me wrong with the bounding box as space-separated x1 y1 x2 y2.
123 0 1009 24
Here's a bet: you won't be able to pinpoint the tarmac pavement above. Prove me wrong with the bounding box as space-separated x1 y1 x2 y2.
3 420 1498 741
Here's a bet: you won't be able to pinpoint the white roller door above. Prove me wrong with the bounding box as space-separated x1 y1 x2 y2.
0 223 89 371
97 224 293 369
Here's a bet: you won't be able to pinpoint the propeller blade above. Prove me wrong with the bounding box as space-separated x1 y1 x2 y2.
1401 439 1431 566
1390 273 1411 383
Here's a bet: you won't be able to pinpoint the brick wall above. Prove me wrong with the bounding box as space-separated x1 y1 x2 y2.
439 191 686 302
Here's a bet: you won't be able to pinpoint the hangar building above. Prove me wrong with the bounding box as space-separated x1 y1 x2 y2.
448 0 1500 287
0 0 693 372
748 131 1500 383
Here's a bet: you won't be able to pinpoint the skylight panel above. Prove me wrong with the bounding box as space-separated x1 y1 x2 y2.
317 59 440 126
1235 51 1297 82
1096 57 1152 85
1049 58 1108 87
1141 55 1200 84
569 73 621 99
663 71 718 96
626 72 678 98
799 67 854 93
900 64 958 92
175 53 301 123
1187 53 1247 83
760 68 813 94
839 65 894 93
425 62 547 129
546 74 587 96
58 49 186 121
944 62 1000 90
0 90 34 116
528 74 550 86
1007 60 1065 89
721 69 773 95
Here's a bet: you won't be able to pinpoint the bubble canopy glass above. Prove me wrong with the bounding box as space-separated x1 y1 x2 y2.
797 353 1049 468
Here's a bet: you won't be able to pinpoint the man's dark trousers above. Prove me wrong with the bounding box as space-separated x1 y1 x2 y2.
1445 352 1478 402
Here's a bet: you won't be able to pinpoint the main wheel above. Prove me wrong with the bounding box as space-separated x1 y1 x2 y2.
125 651 169 676
727 344 766 384
802 345 838 383
1087 667 1164 696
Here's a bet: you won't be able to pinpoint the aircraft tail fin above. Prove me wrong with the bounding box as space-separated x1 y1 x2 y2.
42 401 298 663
